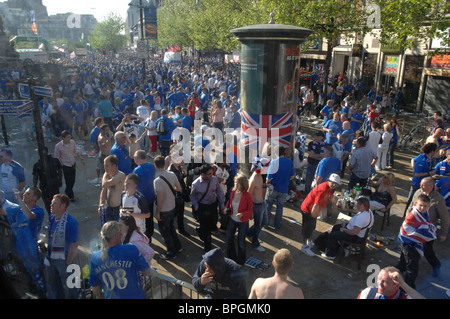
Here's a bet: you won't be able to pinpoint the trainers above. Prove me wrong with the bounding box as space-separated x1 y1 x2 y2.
321 253 336 260
307 241 315 249
159 253 176 260
344 247 350 258
255 245 266 252
375 210 384 217
301 245 315 257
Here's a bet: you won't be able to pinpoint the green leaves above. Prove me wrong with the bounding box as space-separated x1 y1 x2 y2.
158 0 267 52
88 12 128 51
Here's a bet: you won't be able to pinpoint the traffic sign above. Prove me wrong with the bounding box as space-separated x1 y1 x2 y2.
137 40 147 59
0 100 33 115
34 86 53 97
18 83 30 99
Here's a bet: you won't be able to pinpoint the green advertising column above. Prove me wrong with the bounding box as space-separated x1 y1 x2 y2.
230 19 312 175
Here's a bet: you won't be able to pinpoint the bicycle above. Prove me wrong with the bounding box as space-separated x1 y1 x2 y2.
398 116 430 152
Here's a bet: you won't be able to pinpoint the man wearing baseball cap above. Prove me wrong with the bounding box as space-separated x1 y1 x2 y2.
300 173 340 257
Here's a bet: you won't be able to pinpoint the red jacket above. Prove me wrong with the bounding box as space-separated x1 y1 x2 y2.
226 191 253 222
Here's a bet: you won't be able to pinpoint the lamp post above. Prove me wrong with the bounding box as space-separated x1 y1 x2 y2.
139 0 147 81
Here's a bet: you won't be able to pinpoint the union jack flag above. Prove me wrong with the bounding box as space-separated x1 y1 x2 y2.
398 207 437 255
241 111 293 150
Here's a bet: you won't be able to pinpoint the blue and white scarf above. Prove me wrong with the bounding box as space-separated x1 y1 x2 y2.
49 212 69 260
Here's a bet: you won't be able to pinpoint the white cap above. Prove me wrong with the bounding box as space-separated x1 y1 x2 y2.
201 125 208 132
328 173 341 185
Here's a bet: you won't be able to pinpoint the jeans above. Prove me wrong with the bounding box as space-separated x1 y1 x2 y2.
247 202 266 248
387 142 397 167
265 189 288 229
347 173 368 191
159 139 173 157
105 206 120 222
226 219 249 265
423 240 441 270
45 258 80 299
197 202 218 252
325 229 363 257
175 197 187 232
396 243 421 288
158 209 181 256
62 165 76 200
304 164 317 194
301 211 317 243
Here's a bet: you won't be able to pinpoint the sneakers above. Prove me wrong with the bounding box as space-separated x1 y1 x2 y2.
301 245 315 257
159 252 176 260
321 253 336 260
374 210 384 217
344 247 351 258
255 245 266 252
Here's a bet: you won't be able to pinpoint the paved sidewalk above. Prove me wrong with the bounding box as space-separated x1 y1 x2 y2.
3 111 449 299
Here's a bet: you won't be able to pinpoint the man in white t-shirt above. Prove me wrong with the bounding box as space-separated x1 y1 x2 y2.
321 197 373 259
0 148 26 203
136 100 151 122
121 173 150 233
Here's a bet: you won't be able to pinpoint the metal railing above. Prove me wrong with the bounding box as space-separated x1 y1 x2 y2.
75 245 204 299
0 222 203 299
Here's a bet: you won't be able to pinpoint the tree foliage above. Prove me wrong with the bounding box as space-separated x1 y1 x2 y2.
373 0 450 54
88 12 128 51
157 0 266 52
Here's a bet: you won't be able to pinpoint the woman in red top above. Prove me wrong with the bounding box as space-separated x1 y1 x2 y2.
224 174 253 265
188 93 200 124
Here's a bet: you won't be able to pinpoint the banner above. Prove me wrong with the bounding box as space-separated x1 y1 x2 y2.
383 55 399 74
164 51 181 64
430 54 450 69
143 7 157 40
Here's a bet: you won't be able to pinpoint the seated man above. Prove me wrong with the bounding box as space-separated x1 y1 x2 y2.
321 197 374 260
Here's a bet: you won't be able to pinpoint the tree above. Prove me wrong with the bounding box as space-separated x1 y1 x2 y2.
259 0 372 99
157 0 196 49
157 0 266 52
373 0 450 55
88 13 128 52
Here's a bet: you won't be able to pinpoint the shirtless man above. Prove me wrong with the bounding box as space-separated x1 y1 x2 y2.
247 157 269 252
96 124 112 183
249 249 304 299
98 155 125 222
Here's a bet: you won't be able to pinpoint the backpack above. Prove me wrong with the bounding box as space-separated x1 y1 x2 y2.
156 118 167 135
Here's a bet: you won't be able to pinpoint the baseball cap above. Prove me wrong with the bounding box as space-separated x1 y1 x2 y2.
328 173 341 185
316 131 325 137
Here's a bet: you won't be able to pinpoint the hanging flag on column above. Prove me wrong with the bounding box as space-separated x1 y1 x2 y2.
241 111 293 150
